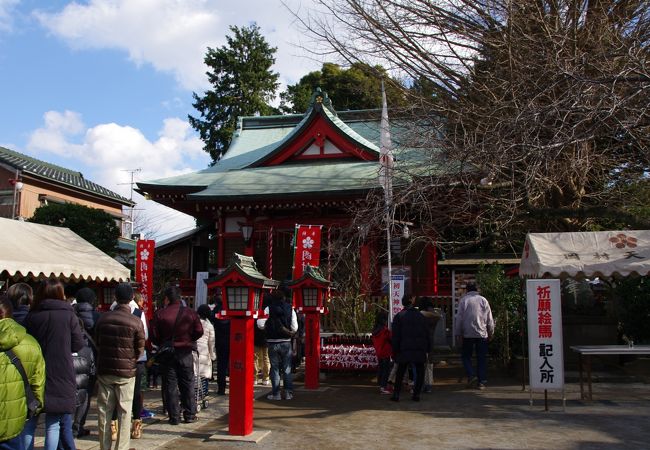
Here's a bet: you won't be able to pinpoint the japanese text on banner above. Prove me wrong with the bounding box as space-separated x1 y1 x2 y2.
292 225 322 279
391 275 405 318
136 239 155 320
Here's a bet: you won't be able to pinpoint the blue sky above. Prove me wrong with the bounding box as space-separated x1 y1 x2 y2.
0 0 323 240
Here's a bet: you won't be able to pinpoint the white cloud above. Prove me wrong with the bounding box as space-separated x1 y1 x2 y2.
34 0 322 92
27 110 211 240
0 0 19 33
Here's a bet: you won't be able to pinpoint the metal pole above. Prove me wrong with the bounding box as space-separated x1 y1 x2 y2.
11 169 19 220
386 203 393 327
544 389 548 411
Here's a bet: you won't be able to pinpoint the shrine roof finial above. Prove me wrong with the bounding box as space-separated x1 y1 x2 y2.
309 88 336 115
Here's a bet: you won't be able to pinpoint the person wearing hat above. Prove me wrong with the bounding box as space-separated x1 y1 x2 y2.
94 283 145 450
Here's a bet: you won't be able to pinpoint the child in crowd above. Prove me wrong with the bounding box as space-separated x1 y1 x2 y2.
371 311 393 394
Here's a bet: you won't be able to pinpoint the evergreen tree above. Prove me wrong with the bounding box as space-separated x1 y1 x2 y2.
189 24 279 163
280 62 405 113
29 203 121 256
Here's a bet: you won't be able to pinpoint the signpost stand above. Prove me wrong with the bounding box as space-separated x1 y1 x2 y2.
526 279 565 411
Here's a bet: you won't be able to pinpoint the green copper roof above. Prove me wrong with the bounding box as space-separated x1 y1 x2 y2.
205 253 280 288
188 161 380 199
137 91 442 198
287 264 330 286
0 146 134 206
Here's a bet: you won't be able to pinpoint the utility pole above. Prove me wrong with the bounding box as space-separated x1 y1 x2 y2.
119 168 141 238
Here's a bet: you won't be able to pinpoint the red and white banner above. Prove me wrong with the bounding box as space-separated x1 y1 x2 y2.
136 239 155 320
293 225 322 279
526 279 564 391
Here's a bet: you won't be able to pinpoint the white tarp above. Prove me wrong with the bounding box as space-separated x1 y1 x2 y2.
520 230 650 279
0 217 130 282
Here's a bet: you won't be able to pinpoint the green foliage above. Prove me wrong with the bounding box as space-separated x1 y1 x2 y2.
476 263 526 365
280 62 406 113
189 24 280 163
612 277 650 345
29 203 120 256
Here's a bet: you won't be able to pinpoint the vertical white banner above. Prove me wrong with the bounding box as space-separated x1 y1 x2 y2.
527 279 564 391
390 275 405 321
194 271 209 309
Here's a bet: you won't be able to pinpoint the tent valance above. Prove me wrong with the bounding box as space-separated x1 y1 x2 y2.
519 230 650 279
0 217 131 282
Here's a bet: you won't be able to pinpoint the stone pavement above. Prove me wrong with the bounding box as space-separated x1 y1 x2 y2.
33 361 650 450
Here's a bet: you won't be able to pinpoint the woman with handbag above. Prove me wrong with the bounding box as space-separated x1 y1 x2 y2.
0 295 45 450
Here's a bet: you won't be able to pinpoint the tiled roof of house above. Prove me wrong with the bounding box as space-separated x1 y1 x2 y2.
0 146 134 206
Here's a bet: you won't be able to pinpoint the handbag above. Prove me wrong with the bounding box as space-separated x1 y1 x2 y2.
5 349 40 419
155 305 184 364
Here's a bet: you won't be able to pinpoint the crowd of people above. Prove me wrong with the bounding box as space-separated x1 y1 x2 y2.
0 279 304 450
1 277 493 449
371 284 494 401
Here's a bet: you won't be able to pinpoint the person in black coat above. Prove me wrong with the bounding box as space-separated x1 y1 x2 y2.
212 298 230 395
73 288 100 333
23 279 84 450
390 295 430 402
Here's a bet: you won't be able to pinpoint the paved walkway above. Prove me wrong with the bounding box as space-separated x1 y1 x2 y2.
33 362 650 450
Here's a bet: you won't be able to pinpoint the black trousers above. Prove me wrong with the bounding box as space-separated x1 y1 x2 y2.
394 362 425 398
216 346 229 394
132 362 145 417
161 350 196 421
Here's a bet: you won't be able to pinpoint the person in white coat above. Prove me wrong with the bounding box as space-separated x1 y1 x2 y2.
194 305 216 399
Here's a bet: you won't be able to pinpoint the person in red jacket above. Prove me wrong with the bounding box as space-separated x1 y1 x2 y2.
151 286 203 425
371 311 393 394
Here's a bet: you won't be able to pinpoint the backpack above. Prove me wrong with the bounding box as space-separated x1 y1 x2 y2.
264 316 296 339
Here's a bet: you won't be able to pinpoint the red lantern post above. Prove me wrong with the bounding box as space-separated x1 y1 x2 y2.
288 265 330 390
206 253 279 436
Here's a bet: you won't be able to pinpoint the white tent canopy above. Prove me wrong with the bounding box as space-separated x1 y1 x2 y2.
519 230 650 279
0 217 130 282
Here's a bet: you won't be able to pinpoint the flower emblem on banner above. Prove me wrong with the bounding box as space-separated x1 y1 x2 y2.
302 236 314 249
140 249 150 260
609 234 637 249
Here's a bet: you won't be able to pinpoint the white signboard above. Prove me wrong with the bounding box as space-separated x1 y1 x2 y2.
389 275 405 324
526 279 564 391
194 271 209 309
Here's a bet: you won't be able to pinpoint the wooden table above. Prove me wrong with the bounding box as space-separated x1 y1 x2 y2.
570 345 650 400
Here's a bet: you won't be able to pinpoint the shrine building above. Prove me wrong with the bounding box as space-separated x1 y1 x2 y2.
137 90 519 318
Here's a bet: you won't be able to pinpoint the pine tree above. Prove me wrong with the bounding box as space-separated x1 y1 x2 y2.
189 24 279 163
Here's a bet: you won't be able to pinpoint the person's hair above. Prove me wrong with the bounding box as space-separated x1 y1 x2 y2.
33 279 66 309
197 304 212 320
402 294 415 307
7 283 33 308
0 294 13 319
115 283 133 304
75 287 96 305
134 291 144 307
262 293 273 309
466 283 478 293
164 285 181 303
417 296 434 310
64 284 77 299
270 289 285 305
372 310 388 333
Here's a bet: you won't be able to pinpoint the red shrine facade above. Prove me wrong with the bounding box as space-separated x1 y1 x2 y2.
138 91 450 300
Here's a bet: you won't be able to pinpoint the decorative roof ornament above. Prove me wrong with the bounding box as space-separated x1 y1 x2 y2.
309 87 336 116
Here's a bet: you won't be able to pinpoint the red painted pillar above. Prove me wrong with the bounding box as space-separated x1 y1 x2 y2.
217 217 225 269
228 318 255 435
304 313 321 389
